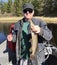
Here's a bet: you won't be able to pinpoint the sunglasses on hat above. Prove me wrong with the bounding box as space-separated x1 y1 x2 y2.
23 8 33 13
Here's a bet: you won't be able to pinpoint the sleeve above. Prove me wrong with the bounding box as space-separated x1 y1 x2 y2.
39 20 53 41
12 21 20 42
14 21 20 31
12 29 17 42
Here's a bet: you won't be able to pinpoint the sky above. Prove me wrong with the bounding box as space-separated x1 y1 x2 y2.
0 0 8 2
0 0 14 2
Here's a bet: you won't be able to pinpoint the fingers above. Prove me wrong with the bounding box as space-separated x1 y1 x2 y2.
31 25 41 33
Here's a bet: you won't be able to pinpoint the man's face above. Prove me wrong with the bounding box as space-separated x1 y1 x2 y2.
23 8 34 20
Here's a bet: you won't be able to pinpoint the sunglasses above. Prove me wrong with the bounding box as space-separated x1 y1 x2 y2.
23 8 33 13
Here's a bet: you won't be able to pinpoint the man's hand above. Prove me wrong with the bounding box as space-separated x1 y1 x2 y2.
31 25 41 34
7 34 13 41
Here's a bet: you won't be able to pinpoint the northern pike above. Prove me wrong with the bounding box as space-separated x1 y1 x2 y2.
29 20 38 59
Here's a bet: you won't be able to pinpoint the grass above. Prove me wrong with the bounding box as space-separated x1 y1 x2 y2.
0 16 57 23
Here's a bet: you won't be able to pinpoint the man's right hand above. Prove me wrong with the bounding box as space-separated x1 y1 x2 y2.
7 34 13 41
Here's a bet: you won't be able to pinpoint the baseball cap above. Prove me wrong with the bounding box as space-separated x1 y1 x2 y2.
23 3 34 10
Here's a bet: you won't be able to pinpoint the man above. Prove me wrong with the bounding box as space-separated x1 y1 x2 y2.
7 3 52 65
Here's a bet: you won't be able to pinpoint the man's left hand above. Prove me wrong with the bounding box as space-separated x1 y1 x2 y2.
31 25 41 34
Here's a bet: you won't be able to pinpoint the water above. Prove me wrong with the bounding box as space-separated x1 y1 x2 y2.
48 23 57 46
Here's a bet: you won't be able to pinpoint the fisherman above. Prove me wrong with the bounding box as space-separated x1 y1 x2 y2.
7 3 52 65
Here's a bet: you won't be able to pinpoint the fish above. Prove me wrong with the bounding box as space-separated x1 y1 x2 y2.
29 20 38 60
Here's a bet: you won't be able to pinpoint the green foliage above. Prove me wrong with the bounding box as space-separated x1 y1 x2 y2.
7 0 12 13
0 1 5 14
32 0 44 16
43 0 57 16
0 0 57 16
14 0 22 16
3 3 8 13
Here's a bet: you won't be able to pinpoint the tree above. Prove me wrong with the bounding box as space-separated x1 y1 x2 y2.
0 0 5 14
4 2 8 13
7 0 12 13
43 0 57 16
32 0 44 16
14 0 22 16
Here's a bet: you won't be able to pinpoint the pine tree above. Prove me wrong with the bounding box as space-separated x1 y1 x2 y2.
0 0 4 14
7 0 12 13
14 0 22 16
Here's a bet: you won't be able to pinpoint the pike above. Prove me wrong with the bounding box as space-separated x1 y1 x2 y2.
29 20 38 59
